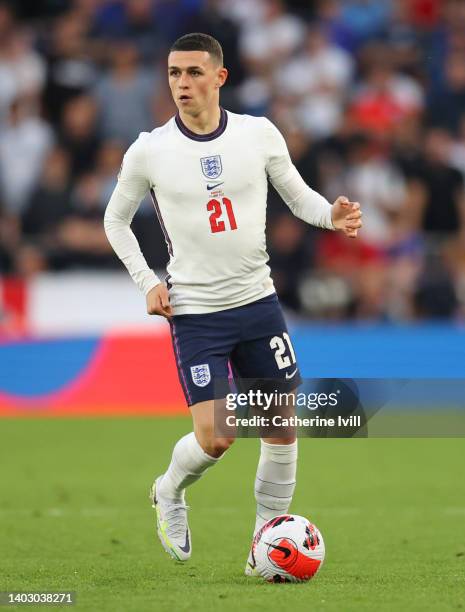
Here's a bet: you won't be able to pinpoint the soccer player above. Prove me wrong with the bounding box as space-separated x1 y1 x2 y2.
104 33 362 573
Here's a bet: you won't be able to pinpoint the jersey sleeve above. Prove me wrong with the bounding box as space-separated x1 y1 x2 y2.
104 133 161 296
262 118 334 230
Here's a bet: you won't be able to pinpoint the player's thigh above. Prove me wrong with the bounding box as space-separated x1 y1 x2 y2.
231 296 301 384
169 312 235 407
231 296 300 443
232 333 300 381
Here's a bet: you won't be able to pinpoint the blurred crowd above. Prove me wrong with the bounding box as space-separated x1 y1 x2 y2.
1 0 465 321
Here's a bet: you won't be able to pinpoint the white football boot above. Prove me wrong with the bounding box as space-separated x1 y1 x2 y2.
245 519 271 576
150 476 191 562
245 545 260 576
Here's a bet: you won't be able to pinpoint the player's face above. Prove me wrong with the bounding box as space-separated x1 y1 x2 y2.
168 50 227 115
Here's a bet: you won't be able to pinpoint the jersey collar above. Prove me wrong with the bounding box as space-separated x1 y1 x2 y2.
175 107 228 142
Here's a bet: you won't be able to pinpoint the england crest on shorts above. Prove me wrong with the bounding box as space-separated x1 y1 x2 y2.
190 364 211 387
200 155 222 179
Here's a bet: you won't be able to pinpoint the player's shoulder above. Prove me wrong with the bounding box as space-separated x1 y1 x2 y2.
226 111 283 148
226 111 284 155
143 117 177 146
127 117 177 154
226 110 275 133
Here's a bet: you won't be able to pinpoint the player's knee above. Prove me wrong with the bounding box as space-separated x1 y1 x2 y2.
203 435 235 458
195 419 235 457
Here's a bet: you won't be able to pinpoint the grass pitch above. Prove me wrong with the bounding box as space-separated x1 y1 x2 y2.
0 417 464 612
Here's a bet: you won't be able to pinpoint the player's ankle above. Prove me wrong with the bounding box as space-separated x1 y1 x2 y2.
157 474 185 503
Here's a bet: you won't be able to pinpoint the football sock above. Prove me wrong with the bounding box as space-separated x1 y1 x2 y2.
158 432 219 502
254 440 298 534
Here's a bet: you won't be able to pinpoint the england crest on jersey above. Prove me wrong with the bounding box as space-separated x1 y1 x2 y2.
200 155 222 179
190 364 211 387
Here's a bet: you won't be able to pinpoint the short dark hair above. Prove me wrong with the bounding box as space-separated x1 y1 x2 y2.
170 33 223 66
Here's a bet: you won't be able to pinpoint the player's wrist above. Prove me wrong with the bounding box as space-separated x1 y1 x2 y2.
143 274 161 294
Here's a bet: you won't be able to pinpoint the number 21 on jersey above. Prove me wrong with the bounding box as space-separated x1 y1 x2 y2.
207 197 237 233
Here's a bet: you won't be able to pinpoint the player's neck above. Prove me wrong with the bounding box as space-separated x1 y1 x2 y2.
178 106 222 136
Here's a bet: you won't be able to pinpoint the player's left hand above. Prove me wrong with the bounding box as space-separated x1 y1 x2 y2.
331 196 362 238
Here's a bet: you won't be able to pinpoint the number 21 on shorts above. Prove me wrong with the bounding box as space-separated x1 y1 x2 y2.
270 332 297 369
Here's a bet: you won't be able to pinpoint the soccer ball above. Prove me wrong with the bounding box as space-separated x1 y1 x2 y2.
252 514 325 583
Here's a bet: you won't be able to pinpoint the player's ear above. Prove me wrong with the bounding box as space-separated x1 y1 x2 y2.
216 67 228 88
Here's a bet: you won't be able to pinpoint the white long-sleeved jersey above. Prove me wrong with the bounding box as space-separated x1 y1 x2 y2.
104 109 335 315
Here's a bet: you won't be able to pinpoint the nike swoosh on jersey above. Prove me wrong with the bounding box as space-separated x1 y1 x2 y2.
285 368 298 380
266 542 292 559
206 182 224 190
178 530 191 553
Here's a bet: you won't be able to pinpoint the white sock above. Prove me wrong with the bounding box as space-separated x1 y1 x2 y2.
254 440 298 534
158 432 219 502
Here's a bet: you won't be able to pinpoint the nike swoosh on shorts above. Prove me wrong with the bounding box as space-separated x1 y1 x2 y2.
285 368 298 379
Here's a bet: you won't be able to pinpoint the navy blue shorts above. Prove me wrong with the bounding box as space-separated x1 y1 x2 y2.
169 294 302 406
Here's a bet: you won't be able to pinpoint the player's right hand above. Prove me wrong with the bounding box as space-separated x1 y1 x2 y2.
146 283 173 319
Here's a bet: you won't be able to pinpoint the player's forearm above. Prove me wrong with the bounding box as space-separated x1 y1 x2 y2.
271 164 334 230
104 188 160 295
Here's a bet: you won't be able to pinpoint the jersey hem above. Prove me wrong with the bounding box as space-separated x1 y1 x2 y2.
171 286 276 315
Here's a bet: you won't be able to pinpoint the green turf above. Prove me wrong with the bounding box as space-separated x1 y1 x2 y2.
0 418 464 611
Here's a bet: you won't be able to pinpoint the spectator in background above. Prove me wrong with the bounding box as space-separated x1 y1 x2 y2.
93 40 159 145
407 129 465 238
385 0 424 76
94 140 125 204
342 133 406 247
428 51 465 132
268 213 314 312
315 133 407 318
349 43 424 137
339 0 392 48
240 0 305 70
391 115 425 180
15 147 71 277
315 228 387 319
407 0 442 31
58 95 100 177
54 172 115 269
22 147 71 240
0 203 20 273
0 98 53 216
219 0 266 28
313 0 357 52
43 12 97 125
0 19 45 120
276 24 353 138
283 128 320 191
237 0 305 114
449 113 465 182
91 0 201 53
0 1 18 121
90 0 164 63
426 0 465 92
